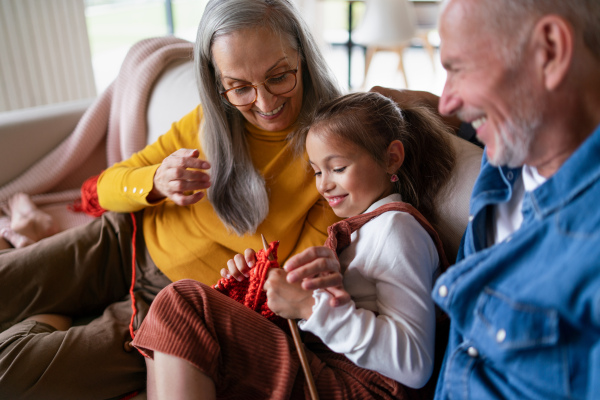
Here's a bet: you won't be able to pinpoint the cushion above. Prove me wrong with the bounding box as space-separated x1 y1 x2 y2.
434 133 483 263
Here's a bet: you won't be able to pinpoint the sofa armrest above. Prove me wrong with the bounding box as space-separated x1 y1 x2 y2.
0 98 94 187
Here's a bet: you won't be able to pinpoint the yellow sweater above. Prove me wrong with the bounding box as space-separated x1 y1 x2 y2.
97 106 339 284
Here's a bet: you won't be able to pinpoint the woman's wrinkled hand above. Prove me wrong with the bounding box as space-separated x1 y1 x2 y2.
220 248 257 281
148 148 211 205
283 246 351 307
264 269 315 320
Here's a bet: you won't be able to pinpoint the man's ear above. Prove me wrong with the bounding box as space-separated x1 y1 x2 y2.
386 140 405 173
532 15 574 91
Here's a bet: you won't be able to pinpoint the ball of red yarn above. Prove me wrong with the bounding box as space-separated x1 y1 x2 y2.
69 174 106 217
213 240 285 327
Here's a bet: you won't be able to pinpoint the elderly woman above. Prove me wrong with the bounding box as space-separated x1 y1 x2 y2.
0 0 340 398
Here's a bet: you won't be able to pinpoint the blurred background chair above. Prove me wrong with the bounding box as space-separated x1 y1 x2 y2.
352 0 437 88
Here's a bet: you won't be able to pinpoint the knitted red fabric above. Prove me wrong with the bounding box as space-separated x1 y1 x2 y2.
213 241 285 327
69 174 106 217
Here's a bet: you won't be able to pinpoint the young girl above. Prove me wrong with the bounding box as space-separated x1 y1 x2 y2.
131 92 455 399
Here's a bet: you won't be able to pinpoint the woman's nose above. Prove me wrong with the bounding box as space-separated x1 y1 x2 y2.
254 85 278 112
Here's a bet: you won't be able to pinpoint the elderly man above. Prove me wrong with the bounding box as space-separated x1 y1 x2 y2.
428 0 600 398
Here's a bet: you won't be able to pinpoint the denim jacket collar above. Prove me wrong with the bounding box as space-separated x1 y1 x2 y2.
470 123 600 223
531 123 600 218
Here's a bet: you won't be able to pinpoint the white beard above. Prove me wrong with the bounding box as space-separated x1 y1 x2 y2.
489 119 534 167
488 86 542 168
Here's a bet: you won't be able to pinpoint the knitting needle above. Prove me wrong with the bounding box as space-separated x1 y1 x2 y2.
261 234 319 400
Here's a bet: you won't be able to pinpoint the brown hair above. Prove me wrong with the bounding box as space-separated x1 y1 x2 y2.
297 91 455 228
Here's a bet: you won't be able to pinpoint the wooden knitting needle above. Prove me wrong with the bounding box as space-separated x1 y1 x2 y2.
261 234 319 400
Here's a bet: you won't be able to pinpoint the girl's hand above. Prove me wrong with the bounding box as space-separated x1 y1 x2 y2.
148 148 211 205
220 248 257 281
284 246 351 307
264 269 315 320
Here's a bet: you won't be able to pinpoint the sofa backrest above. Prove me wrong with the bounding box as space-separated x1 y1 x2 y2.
434 133 482 263
146 59 200 146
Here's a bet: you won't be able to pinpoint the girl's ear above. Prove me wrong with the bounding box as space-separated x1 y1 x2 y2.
386 140 405 173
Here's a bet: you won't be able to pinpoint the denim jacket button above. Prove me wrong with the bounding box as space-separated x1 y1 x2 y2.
507 171 514 180
438 285 449 297
467 346 479 358
496 329 507 343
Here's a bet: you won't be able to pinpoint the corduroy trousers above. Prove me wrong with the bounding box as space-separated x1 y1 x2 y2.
0 211 171 400
132 279 413 400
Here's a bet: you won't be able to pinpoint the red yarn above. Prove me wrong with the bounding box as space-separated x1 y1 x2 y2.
128 212 138 340
71 175 284 332
69 174 106 217
119 390 140 400
70 175 139 343
213 241 285 327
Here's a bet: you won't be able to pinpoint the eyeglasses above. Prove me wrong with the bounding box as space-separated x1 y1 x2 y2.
220 62 299 107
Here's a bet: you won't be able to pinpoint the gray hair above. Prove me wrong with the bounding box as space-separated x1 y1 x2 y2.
194 0 340 235
455 0 600 63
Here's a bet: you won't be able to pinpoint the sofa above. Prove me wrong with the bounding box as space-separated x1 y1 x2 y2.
0 37 482 398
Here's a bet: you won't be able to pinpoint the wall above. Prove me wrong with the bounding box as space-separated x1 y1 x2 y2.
0 0 96 112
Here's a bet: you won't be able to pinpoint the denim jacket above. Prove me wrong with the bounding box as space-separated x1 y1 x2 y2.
433 124 600 400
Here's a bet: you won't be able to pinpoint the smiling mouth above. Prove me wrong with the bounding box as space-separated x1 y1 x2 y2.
471 116 487 130
257 103 284 117
325 195 347 207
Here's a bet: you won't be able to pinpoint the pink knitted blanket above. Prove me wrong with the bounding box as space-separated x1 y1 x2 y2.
0 37 194 231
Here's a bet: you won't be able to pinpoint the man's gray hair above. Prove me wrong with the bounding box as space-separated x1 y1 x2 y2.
477 0 600 63
194 0 340 235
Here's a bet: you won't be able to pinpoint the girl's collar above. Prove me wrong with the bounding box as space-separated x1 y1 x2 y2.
364 193 403 214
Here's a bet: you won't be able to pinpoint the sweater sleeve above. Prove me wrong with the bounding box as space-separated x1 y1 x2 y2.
97 106 202 212
299 212 438 388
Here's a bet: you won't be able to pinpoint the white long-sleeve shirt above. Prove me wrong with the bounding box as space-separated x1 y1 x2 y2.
298 194 440 388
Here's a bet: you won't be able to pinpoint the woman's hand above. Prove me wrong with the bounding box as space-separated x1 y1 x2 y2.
284 246 351 307
220 248 256 281
264 269 315 320
148 148 211 205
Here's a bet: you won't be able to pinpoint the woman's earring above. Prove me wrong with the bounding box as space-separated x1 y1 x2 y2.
390 174 399 183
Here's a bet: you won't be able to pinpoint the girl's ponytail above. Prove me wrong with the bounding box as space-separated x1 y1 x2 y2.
395 104 455 227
